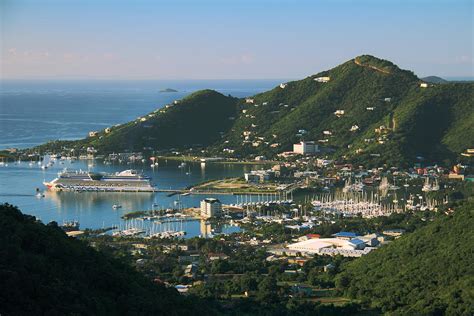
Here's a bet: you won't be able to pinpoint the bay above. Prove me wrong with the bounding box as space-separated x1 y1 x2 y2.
0 79 282 237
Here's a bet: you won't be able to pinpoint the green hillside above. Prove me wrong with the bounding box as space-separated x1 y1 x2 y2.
421 76 449 84
216 55 473 165
30 55 474 166
336 201 474 315
86 89 238 153
0 204 206 315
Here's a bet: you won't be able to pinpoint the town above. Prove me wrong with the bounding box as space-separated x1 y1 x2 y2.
10 136 468 305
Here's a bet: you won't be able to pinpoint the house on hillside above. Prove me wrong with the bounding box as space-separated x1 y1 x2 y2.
334 110 345 117
314 76 331 83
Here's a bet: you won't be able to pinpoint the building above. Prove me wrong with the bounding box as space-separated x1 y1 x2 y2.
420 83 429 88
332 232 358 240
244 170 275 183
184 263 198 278
200 198 222 218
286 235 376 258
461 149 474 157
293 141 319 155
383 229 405 237
347 238 366 250
334 110 345 117
314 76 331 83
88 131 98 137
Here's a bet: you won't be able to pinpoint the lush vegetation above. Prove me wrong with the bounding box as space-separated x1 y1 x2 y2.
27 55 474 166
336 201 474 315
216 55 473 166
0 203 205 315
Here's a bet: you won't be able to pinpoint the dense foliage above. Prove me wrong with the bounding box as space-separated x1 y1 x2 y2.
217 55 473 166
0 204 204 316
28 55 474 167
336 201 474 315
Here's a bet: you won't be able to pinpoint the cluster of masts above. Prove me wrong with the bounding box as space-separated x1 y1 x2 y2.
405 193 447 211
112 217 188 238
311 191 401 218
231 191 294 208
422 177 440 192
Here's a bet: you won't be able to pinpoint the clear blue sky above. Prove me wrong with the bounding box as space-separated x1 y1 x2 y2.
1 0 472 79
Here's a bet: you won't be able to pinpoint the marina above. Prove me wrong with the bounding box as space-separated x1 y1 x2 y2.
0 156 264 237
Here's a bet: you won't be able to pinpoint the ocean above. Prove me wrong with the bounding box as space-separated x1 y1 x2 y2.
0 79 282 149
0 79 282 236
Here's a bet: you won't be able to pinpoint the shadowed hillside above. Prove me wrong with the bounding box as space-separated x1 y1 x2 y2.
336 200 474 315
0 204 208 316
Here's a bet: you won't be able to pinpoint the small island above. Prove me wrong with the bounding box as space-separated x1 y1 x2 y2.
159 88 178 93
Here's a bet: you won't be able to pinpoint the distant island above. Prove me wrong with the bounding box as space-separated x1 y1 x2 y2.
160 88 178 93
421 76 448 84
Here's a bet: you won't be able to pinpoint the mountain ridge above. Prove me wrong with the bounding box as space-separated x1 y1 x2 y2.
28 55 474 166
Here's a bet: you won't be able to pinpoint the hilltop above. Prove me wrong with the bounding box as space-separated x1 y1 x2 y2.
421 75 449 84
216 55 473 165
29 55 474 166
0 204 208 315
336 200 474 315
86 89 238 153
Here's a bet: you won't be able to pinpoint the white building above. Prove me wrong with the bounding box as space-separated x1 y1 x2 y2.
420 83 429 88
314 76 331 83
244 170 275 183
293 141 319 155
287 236 375 257
334 110 345 117
200 198 222 219
280 83 287 89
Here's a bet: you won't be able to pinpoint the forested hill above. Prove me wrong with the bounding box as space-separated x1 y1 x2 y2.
87 89 239 153
336 201 474 315
0 204 207 315
32 55 474 166
216 55 474 165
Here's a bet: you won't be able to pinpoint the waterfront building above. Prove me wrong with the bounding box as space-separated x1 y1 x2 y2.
200 198 222 218
244 170 275 183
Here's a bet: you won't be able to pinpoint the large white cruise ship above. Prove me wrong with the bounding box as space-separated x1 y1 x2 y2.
43 169 155 192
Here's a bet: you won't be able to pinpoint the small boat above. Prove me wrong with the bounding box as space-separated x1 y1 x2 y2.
112 204 122 209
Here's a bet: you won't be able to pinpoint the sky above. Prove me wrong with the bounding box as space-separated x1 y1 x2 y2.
1 0 473 79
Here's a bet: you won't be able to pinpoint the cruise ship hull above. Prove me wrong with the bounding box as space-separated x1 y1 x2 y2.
43 170 156 192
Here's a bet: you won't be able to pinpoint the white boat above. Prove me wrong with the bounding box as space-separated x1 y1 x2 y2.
112 204 122 209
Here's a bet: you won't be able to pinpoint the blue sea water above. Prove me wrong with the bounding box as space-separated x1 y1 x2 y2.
0 79 282 149
0 79 281 236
